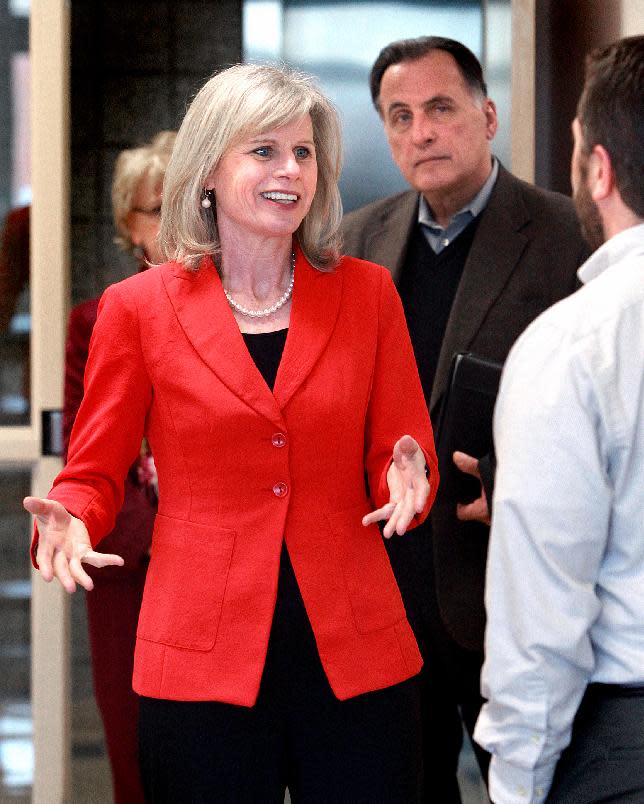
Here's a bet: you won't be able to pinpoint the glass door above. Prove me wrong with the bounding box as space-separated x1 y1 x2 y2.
242 0 512 213
0 1 70 801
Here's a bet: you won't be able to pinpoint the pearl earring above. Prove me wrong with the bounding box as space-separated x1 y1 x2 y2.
201 189 215 209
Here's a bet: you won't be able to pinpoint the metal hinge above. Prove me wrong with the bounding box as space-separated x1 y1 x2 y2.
41 409 64 457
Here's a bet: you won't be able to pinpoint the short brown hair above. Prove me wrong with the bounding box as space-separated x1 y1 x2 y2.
577 36 644 217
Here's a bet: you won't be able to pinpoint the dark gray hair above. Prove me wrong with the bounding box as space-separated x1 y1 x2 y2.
370 36 487 114
577 35 644 217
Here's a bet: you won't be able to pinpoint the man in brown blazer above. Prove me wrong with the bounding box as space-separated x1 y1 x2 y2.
342 36 589 803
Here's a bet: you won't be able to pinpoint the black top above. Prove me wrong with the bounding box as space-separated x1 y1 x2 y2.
242 328 288 392
387 219 483 617
241 327 314 655
398 217 481 406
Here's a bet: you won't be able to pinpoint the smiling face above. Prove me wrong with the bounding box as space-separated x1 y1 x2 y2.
207 114 318 245
379 49 497 213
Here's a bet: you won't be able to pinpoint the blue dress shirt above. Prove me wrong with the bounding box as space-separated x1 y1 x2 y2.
418 158 499 253
474 223 644 803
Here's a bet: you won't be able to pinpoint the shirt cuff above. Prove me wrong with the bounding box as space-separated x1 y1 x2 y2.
488 755 557 804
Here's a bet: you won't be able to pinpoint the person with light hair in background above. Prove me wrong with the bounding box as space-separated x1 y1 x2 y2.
63 131 175 804
26 65 440 801
110 130 176 263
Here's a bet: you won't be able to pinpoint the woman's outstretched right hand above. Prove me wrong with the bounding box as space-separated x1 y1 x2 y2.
23 497 124 593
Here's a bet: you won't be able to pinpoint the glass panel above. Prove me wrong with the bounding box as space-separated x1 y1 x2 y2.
0 2 31 426
485 0 512 174
68 4 128 795
0 467 32 803
71 592 111 801
244 0 485 213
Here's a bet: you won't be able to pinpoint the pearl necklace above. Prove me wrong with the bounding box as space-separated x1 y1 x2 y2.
223 252 295 318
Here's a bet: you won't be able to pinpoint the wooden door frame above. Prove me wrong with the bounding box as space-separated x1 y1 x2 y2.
30 1 70 801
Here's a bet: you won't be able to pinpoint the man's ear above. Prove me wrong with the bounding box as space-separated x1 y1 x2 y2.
484 99 498 140
589 144 615 202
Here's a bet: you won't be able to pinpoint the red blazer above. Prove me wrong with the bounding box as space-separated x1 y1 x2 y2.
64 297 155 575
38 246 438 705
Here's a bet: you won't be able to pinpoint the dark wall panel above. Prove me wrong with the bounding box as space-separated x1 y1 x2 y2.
70 0 242 304
534 0 622 194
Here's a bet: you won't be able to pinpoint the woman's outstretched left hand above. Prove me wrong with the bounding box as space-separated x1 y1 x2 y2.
362 435 429 538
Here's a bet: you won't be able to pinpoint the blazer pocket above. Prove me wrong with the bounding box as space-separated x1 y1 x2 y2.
327 502 407 634
137 514 235 651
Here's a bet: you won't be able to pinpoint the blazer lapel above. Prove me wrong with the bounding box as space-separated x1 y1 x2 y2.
162 258 285 427
363 191 418 283
430 166 530 413
273 246 343 411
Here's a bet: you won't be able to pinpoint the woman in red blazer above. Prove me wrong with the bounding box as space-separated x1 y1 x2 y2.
27 64 439 802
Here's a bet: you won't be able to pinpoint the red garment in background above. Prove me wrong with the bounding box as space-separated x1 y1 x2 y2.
0 206 30 405
0 206 30 332
64 297 155 804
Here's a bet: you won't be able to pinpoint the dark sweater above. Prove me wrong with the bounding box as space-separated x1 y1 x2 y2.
398 218 481 408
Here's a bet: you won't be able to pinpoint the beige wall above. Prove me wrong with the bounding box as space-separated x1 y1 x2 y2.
621 0 644 35
512 0 642 185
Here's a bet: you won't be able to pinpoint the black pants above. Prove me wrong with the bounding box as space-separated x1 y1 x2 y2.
385 526 489 804
416 615 488 804
139 547 423 803
546 684 644 803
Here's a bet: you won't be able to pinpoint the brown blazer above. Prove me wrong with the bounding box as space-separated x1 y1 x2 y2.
342 164 589 651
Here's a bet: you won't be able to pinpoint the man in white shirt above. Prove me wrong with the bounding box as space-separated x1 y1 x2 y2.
474 35 644 804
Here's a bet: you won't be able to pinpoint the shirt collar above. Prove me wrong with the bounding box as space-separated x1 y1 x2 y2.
578 222 644 285
418 157 499 230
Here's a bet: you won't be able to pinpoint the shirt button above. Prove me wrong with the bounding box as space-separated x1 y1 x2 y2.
271 432 287 448
442 237 450 247
272 482 288 497
517 786 527 796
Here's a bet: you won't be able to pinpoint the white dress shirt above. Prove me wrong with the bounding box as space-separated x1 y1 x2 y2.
473 223 644 804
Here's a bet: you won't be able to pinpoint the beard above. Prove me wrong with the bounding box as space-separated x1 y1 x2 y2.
573 159 605 252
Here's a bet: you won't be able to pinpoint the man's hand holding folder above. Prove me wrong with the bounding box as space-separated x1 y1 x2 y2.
434 352 503 528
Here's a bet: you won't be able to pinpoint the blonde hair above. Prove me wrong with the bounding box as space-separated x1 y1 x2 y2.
112 131 177 254
159 63 343 271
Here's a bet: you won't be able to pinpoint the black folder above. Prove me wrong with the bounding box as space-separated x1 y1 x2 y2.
434 352 503 504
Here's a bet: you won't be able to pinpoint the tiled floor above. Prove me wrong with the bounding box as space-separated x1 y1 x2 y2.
458 737 490 804
0 700 31 801
0 696 112 803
